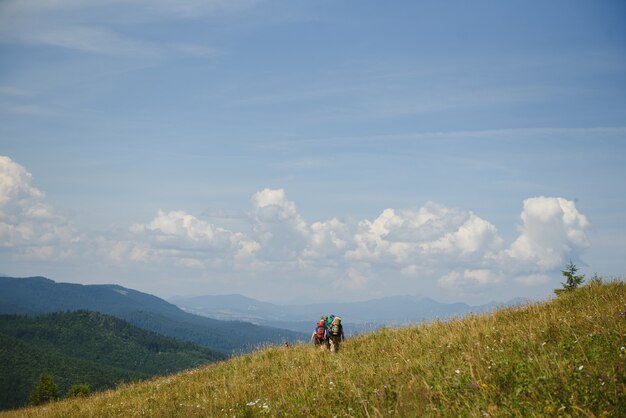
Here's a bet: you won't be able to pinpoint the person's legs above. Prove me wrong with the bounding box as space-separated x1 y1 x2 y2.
329 336 340 352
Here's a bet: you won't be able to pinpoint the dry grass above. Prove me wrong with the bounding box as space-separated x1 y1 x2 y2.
3 280 624 417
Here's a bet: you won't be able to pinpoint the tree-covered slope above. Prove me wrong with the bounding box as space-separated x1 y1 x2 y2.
0 276 306 353
3 280 624 417
0 311 226 410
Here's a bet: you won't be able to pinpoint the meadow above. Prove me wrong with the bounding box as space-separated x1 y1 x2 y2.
3 280 624 417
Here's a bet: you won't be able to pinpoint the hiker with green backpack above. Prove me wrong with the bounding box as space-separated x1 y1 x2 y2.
322 315 335 350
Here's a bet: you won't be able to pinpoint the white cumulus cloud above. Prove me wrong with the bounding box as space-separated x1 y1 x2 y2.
301 218 352 261
0 155 81 259
250 188 310 262
504 196 590 270
123 209 259 269
347 202 503 266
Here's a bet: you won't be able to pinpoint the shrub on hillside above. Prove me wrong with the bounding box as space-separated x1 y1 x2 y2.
28 372 59 406
67 384 90 398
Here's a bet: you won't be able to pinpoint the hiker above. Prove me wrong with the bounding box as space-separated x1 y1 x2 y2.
324 314 335 350
325 314 335 329
311 316 328 350
328 316 345 352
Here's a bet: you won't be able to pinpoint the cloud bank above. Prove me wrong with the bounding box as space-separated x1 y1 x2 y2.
0 156 591 300
0 156 82 259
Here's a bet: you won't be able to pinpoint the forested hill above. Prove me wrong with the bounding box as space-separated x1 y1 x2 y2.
0 276 183 316
0 276 306 353
0 310 226 410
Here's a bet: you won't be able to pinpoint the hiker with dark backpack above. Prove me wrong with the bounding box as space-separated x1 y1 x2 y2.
328 316 344 352
311 316 328 350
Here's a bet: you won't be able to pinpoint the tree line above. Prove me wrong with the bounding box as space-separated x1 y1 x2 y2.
0 310 225 410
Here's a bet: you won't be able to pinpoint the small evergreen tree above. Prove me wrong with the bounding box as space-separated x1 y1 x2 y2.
67 383 91 398
28 372 59 406
554 260 585 295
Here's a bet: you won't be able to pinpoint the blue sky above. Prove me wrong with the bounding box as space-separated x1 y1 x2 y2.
1 0 625 304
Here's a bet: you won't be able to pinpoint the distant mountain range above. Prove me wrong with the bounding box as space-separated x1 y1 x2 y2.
0 276 306 354
170 293 531 335
0 310 226 410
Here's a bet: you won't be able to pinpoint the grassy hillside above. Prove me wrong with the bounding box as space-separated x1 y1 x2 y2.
0 311 225 410
3 281 624 417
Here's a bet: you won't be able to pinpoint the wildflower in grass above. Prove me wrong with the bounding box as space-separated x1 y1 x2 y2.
455 369 460 374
